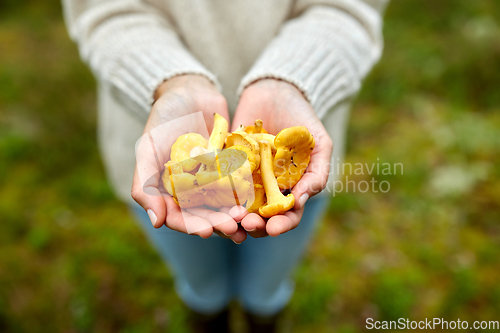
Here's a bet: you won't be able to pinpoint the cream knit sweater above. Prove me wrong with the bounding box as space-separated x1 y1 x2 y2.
63 0 387 203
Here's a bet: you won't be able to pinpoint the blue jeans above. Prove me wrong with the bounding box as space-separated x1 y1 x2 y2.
130 196 328 316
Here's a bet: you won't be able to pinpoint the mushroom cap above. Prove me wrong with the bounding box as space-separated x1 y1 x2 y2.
204 190 224 208
163 172 205 208
190 146 216 166
196 172 251 208
196 171 250 192
248 133 277 153
195 170 221 187
217 145 258 179
273 126 315 190
165 161 183 175
225 131 260 169
170 133 207 172
161 161 183 196
204 188 244 208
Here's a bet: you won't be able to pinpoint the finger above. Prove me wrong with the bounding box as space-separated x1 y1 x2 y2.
131 168 166 228
211 214 239 236
213 226 247 243
165 197 213 238
228 205 249 222
240 213 268 238
187 207 239 236
266 204 304 237
184 216 215 239
133 130 168 228
292 133 333 210
230 226 248 244
266 215 295 237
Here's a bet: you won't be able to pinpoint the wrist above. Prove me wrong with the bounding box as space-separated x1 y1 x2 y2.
243 78 307 101
154 74 218 100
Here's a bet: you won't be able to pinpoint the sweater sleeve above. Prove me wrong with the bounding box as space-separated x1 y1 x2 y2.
237 0 388 119
62 0 220 114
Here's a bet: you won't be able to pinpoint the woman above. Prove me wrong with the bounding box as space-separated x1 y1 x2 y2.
63 0 387 331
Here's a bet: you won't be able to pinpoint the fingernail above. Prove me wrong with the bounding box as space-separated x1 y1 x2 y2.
147 209 157 227
299 194 309 208
232 240 242 245
247 228 256 232
221 231 228 236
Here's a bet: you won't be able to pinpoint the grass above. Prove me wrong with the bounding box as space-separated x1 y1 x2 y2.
1 0 499 332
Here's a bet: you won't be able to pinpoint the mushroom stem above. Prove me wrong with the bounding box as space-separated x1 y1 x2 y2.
258 140 295 218
197 113 228 173
249 133 276 152
208 113 228 152
253 119 263 133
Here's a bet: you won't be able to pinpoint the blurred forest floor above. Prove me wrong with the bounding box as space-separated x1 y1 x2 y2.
0 0 499 332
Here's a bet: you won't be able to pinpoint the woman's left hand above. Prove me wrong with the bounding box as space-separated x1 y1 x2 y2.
229 79 333 238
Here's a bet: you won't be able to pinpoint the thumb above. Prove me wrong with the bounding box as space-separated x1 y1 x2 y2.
131 168 166 228
292 132 333 209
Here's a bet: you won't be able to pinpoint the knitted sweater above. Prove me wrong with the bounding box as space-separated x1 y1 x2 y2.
63 0 387 203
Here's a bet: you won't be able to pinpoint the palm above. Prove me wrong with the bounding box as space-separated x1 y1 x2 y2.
232 80 319 134
132 75 247 243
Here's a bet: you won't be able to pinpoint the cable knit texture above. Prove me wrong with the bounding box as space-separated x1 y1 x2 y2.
239 1 384 119
64 0 220 114
62 0 387 202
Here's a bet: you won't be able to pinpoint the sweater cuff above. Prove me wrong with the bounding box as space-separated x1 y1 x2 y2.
83 15 220 114
237 6 382 119
112 46 220 113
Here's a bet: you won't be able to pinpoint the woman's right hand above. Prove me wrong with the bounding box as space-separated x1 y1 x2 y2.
131 75 247 243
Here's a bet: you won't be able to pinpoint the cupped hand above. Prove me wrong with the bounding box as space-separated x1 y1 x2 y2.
230 79 333 238
131 75 247 243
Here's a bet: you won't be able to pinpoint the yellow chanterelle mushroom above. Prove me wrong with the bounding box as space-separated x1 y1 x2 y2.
246 171 266 214
206 177 251 208
225 131 260 170
162 161 205 208
258 140 295 218
190 113 228 169
244 119 268 134
248 133 276 153
190 115 253 208
207 113 228 153
195 146 253 208
217 145 256 179
273 126 315 190
163 115 313 214
170 133 207 172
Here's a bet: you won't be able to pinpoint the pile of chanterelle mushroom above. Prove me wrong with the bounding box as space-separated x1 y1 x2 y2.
162 113 314 217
